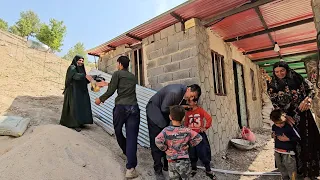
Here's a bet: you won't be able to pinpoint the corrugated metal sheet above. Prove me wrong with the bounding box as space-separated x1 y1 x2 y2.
259 0 313 28
279 42 318 55
175 0 249 20
232 34 273 52
272 22 316 45
248 50 278 60
88 69 156 148
211 9 264 39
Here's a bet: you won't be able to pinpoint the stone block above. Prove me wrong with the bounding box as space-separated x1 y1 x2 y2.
173 69 190 80
148 35 155 44
190 67 198 77
154 32 161 41
172 49 190 62
158 73 173 83
179 37 196 50
154 38 168 50
180 77 200 86
180 56 197 69
147 60 157 69
163 43 179 55
142 37 149 46
185 18 196 29
152 83 163 91
148 76 158 85
168 31 185 45
157 56 172 66
164 62 180 73
190 46 199 57
148 66 163 77
161 25 175 39
175 22 183 33
149 49 163 60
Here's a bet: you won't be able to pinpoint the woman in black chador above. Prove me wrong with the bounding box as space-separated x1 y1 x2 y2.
268 61 320 179
60 55 93 132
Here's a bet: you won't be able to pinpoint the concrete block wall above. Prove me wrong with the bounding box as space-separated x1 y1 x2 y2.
194 21 263 154
98 45 129 74
143 22 200 90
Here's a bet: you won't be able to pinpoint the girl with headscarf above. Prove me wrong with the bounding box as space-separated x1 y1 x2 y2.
268 61 320 179
60 55 94 132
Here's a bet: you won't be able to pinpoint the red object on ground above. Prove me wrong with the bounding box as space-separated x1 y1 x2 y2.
241 126 256 142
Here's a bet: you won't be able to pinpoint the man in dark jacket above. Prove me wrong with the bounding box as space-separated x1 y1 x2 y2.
95 56 140 179
146 84 201 177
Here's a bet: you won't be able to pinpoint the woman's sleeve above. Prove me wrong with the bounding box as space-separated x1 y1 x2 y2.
267 81 278 107
304 78 315 99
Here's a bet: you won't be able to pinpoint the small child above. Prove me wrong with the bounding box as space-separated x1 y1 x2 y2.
184 97 216 179
270 109 299 180
155 105 203 180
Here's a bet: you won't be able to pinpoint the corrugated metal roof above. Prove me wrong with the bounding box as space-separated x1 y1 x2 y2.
88 0 317 70
211 9 264 39
259 0 313 28
87 0 250 55
233 34 272 52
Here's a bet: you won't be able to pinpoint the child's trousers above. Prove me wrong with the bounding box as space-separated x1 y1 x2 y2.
190 132 212 171
168 159 191 180
274 152 297 180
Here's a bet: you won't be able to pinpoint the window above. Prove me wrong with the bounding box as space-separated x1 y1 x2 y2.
211 51 226 95
250 69 257 101
126 46 145 86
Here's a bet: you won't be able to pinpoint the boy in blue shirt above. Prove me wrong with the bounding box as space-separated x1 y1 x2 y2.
270 109 299 180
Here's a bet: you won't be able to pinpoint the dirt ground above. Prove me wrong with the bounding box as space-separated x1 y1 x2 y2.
0 30 280 180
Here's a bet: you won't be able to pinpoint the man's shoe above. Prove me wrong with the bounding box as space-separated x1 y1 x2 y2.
125 168 139 179
155 170 165 180
206 171 217 180
162 166 168 171
74 128 81 132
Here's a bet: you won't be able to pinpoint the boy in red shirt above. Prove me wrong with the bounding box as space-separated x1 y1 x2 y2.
184 98 216 179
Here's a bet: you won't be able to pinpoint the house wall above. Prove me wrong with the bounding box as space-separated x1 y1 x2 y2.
195 22 262 154
97 19 263 155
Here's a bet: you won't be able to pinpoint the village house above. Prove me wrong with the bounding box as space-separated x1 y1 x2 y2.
87 0 319 154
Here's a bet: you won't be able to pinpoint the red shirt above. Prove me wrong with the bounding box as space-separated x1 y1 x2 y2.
184 107 212 133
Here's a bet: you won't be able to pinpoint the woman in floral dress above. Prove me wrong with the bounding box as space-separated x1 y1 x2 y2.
268 61 320 180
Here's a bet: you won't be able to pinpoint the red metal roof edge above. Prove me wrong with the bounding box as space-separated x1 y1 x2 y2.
86 0 197 55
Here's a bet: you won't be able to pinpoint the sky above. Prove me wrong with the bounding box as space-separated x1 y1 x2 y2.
0 0 186 62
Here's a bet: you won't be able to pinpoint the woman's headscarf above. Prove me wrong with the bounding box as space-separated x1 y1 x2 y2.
71 55 86 74
63 55 86 93
270 61 305 91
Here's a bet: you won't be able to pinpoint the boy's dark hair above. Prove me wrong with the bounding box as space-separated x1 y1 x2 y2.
169 105 186 122
270 109 283 123
117 56 130 69
188 84 201 101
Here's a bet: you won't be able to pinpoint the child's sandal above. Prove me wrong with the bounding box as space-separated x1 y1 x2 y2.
205 171 217 180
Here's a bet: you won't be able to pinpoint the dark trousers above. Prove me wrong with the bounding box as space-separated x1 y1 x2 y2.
113 104 140 169
190 132 212 172
147 116 168 172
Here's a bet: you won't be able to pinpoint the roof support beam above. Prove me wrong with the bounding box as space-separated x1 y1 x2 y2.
126 33 142 41
254 7 282 58
225 17 314 42
244 39 317 55
107 45 116 50
170 12 185 31
252 50 318 63
202 0 274 27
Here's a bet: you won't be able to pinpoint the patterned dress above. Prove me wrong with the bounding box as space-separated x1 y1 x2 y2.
268 69 320 178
